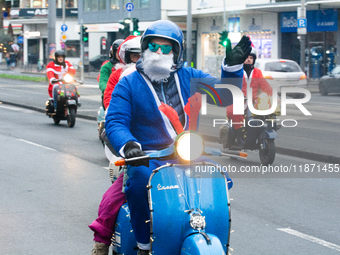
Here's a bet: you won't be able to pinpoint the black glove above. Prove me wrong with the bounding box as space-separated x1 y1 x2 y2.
51 78 59 84
224 35 252 66
124 141 149 167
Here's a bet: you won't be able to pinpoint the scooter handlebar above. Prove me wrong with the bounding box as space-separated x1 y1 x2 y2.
115 159 126 166
51 79 62 84
114 155 150 166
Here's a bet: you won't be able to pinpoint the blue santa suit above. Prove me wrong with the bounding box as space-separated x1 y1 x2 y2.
105 60 243 247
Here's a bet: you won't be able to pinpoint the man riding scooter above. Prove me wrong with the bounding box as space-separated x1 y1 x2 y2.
46 50 76 111
98 39 124 109
225 46 273 142
90 20 252 255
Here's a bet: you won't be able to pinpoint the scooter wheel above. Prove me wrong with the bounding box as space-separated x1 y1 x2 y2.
259 140 275 165
53 117 60 125
67 108 76 127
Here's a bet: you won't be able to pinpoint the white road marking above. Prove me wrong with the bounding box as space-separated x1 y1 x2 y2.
278 228 340 252
0 104 36 113
0 104 22 111
103 167 109 170
17 139 57 151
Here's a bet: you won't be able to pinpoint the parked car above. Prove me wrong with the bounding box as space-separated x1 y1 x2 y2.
89 54 109 71
255 59 307 98
319 65 340 96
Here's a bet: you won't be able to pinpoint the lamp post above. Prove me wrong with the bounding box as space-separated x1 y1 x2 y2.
186 0 192 67
298 0 306 73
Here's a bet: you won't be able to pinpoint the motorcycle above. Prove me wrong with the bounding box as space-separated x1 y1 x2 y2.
107 97 247 255
45 74 82 128
219 93 280 165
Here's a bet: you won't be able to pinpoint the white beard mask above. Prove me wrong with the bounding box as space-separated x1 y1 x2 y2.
141 49 174 83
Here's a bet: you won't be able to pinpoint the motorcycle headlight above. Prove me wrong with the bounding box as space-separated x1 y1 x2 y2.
63 74 73 83
176 132 204 162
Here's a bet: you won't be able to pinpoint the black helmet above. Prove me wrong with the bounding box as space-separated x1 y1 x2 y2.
54 50 66 66
109 39 124 64
249 47 257 64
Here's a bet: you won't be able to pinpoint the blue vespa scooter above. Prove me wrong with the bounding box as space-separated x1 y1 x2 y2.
110 95 247 255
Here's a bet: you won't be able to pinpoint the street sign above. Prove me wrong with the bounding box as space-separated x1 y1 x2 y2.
297 7 307 35
24 31 41 38
125 2 134 11
60 33 68 42
101 37 106 50
17 36 24 44
298 18 307 28
61 24 68 32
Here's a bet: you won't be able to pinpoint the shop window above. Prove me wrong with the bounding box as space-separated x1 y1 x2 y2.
123 0 149 9
11 0 20 7
201 33 224 77
66 0 77 8
56 0 77 7
33 0 43 7
91 0 98 11
63 40 80 58
84 0 91 11
20 0 31 8
246 31 272 59
83 0 105 11
98 0 105 10
110 0 119 9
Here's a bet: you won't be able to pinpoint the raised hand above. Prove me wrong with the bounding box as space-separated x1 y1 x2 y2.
224 36 252 66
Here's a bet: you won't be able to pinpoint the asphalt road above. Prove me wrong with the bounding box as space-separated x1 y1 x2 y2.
1 104 340 254
0 76 339 163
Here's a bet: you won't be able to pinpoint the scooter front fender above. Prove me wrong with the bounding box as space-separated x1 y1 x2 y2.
259 129 277 140
181 233 225 255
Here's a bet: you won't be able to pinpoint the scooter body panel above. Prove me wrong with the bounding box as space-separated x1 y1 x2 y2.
181 233 225 255
149 163 230 254
259 129 278 140
244 119 264 148
113 203 137 255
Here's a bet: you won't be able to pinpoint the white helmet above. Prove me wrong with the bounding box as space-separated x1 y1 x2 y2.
118 36 141 64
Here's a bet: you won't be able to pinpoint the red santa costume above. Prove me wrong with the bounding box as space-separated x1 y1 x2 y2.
46 60 76 97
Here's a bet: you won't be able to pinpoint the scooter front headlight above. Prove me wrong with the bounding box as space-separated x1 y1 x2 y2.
63 74 73 83
176 132 204 162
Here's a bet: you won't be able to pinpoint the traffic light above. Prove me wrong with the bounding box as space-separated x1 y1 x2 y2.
82 26 89 42
219 30 229 47
132 18 140 36
119 18 131 37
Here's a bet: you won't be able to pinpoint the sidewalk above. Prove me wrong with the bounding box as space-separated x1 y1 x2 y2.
0 63 99 79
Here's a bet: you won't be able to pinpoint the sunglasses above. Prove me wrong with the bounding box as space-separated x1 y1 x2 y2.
148 43 173 54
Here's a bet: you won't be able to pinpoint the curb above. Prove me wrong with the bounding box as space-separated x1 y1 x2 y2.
0 100 97 121
2 98 334 164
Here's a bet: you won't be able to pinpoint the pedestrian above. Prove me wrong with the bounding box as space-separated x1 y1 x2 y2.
10 52 17 69
5 53 10 69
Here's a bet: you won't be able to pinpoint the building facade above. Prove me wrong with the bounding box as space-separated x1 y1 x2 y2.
8 1 79 66
167 0 340 78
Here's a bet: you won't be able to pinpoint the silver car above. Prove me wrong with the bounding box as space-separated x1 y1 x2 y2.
255 59 307 98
